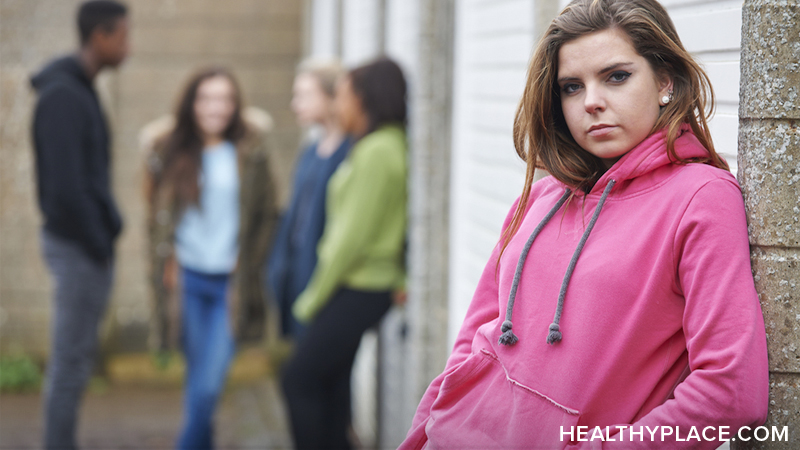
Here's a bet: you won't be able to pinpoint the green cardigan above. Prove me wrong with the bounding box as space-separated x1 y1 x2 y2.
293 124 408 323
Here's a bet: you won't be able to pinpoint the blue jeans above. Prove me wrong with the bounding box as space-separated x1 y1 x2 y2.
177 268 234 450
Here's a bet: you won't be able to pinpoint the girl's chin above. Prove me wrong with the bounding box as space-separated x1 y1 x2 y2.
585 147 631 163
201 126 228 136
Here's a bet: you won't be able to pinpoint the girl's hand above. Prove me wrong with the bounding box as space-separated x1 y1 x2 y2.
392 289 407 306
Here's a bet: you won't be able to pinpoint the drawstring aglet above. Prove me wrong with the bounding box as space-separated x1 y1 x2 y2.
498 320 519 346
546 323 562 344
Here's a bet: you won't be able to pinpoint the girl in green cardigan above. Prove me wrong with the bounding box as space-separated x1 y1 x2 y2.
281 57 408 450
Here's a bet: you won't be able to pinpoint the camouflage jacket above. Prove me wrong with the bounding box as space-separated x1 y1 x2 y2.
141 107 278 351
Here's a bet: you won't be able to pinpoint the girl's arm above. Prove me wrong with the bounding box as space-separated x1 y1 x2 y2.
292 135 405 322
577 178 769 449
400 197 522 450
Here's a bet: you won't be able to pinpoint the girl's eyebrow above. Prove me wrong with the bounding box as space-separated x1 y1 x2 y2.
557 61 634 84
599 61 633 74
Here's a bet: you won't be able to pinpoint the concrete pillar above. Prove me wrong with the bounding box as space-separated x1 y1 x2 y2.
736 1 800 448
390 0 455 447
406 0 454 390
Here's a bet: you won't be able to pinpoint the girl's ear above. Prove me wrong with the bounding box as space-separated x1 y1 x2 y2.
657 71 674 99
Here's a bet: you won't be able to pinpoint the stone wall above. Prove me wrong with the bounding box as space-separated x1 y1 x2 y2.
736 1 800 448
0 0 303 357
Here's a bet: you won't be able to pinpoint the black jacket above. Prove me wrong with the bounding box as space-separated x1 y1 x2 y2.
31 55 123 262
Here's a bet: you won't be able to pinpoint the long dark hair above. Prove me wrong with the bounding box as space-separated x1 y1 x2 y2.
159 67 247 209
348 57 407 134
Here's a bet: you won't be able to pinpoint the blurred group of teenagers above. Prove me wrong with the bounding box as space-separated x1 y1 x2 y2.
30 0 771 449
33 1 407 448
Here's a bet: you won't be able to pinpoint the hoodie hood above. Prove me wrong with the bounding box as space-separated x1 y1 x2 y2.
499 124 718 347
589 123 713 194
31 55 91 92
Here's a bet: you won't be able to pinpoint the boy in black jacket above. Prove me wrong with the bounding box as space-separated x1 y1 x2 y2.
30 2 129 448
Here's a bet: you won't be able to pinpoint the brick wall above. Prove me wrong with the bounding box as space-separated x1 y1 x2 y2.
0 0 304 357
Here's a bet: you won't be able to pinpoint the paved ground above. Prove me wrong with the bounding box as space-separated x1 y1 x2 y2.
0 380 734 450
0 347 293 450
0 378 292 450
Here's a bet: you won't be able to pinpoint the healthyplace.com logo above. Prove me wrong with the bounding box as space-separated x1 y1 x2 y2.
560 425 789 443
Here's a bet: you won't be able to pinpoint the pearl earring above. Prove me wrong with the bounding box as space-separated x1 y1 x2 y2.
661 90 673 106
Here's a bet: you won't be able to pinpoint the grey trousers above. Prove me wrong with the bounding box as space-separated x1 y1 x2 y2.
41 230 113 450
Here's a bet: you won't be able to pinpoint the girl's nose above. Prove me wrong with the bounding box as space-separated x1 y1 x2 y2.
583 85 606 114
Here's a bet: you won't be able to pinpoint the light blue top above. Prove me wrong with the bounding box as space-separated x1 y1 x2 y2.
175 141 240 274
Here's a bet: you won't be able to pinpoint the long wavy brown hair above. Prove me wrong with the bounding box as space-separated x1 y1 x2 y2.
500 0 728 261
158 67 247 210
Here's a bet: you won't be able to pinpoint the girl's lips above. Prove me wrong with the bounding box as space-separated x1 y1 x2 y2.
588 125 616 137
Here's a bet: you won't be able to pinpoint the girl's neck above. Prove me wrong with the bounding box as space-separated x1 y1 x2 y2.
316 117 344 158
350 114 369 140
203 134 224 150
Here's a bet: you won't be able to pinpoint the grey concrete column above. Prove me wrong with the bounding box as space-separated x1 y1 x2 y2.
735 1 800 448
404 0 455 410
376 0 455 447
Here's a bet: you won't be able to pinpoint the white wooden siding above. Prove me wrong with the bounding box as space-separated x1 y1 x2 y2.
448 0 533 346
665 0 743 173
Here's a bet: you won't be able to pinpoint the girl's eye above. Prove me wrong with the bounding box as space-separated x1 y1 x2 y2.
609 71 631 83
562 83 581 95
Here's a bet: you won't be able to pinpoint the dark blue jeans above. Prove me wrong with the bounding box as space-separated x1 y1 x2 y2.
177 268 234 450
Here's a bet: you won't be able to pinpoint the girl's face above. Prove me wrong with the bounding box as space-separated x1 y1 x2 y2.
335 76 368 136
194 75 237 140
291 73 332 126
557 28 672 168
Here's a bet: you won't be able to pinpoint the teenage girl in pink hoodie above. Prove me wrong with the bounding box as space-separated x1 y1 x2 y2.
400 0 769 449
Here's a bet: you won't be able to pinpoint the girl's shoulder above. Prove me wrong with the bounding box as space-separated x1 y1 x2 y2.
139 115 175 157
667 161 742 204
239 107 275 158
675 159 737 181
357 124 406 151
352 125 407 165
529 173 569 202
242 107 274 138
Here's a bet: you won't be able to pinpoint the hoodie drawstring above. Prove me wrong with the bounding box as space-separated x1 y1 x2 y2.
499 179 616 347
499 188 570 346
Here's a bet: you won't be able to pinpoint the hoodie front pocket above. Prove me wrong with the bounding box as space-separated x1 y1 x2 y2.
426 349 580 450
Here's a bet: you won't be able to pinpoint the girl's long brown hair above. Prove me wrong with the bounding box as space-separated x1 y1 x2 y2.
158 67 247 210
499 0 728 262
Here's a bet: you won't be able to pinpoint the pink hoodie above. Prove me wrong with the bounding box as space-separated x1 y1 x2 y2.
401 127 769 449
